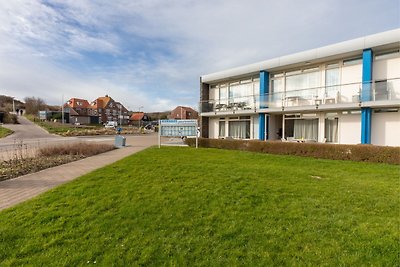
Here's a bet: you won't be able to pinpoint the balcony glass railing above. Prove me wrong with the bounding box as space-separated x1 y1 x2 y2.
200 78 400 113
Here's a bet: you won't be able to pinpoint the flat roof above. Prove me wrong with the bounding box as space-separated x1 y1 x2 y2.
201 28 400 83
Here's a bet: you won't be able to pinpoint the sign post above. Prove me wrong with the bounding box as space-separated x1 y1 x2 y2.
158 119 198 148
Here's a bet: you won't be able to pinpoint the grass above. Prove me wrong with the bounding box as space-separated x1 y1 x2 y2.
0 147 398 266
0 126 12 138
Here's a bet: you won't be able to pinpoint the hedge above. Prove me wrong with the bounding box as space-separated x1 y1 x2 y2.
185 138 400 165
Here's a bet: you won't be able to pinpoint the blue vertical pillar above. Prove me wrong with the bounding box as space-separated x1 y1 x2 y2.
259 71 269 140
361 49 373 144
361 108 372 144
361 49 373 102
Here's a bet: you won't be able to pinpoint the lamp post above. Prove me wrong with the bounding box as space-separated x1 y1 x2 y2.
61 94 64 124
138 106 144 129
119 104 122 126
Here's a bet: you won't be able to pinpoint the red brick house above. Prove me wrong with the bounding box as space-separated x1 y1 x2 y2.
169 106 198 120
90 95 129 125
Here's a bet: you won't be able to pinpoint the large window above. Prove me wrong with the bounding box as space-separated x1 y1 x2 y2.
325 66 340 98
219 121 225 137
227 116 251 139
229 121 250 139
219 85 228 104
325 118 338 143
211 77 258 109
271 77 284 104
284 116 318 141
293 119 318 140
285 68 320 98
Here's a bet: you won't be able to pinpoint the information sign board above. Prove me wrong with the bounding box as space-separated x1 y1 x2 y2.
158 119 198 148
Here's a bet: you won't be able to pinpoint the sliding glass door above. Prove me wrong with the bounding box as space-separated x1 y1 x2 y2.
293 119 318 140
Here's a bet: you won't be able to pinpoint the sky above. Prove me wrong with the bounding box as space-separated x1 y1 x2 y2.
0 0 399 112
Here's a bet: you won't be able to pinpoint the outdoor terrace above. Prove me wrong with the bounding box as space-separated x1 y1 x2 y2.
200 78 400 114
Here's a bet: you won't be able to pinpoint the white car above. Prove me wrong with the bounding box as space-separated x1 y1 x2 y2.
104 121 118 128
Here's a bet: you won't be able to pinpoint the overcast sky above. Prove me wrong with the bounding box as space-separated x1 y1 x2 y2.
0 0 399 111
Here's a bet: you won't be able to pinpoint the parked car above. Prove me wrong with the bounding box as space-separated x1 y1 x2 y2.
104 121 118 128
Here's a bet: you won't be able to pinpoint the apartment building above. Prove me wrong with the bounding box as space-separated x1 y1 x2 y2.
200 29 400 146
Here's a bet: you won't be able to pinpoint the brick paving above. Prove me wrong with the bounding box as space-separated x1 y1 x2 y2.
0 135 157 211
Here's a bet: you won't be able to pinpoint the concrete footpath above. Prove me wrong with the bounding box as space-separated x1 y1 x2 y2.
0 135 157 211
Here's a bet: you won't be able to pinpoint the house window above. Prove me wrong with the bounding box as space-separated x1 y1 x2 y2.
219 121 225 137
219 85 228 104
343 57 362 66
293 119 318 140
228 116 251 139
325 67 340 98
284 117 318 141
325 118 338 143
229 121 250 139
285 69 320 96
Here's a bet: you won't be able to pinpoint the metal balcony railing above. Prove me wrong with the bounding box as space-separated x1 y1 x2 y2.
200 78 400 113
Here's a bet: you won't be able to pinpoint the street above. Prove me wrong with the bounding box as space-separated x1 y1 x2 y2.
0 116 124 161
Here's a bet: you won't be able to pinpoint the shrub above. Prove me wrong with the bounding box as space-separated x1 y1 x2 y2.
39 142 115 157
3 113 18 124
185 138 400 165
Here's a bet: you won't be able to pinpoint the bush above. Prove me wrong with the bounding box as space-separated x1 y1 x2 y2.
3 113 18 124
185 138 400 165
39 142 115 157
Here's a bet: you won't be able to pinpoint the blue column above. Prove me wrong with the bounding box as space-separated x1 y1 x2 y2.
361 49 373 144
260 71 269 109
361 49 373 102
259 114 265 140
361 108 372 144
259 71 269 140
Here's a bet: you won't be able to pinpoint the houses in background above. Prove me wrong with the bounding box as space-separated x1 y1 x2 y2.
63 95 129 125
169 106 198 120
90 95 129 125
38 94 200 126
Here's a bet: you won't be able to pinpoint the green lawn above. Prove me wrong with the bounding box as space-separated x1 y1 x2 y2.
0 147 398 266
0 126 12 138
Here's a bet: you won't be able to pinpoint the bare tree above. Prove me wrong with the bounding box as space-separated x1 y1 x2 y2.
24 97 46 115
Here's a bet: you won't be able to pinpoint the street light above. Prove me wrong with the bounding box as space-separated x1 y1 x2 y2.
119 104 122 126
138 106 144 129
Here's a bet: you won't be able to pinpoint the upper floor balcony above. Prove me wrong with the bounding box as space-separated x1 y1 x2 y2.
200 78 400 114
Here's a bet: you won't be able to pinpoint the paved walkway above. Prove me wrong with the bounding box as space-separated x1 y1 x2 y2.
0 135 157 211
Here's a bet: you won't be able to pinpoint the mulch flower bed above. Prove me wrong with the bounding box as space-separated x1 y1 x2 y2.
0 155 85 181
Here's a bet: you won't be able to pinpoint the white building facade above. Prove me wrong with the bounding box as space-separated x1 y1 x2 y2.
199 29 400 146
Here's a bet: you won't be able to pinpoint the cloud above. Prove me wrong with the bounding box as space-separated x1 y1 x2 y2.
0 0 398 111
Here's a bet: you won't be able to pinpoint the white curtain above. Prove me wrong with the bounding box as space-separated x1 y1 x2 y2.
229 121 250 139
293 119 318 140
219 121 225 137
325 118 338 143
286 71 320 98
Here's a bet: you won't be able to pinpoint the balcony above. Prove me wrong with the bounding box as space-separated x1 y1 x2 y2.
200 78 400 113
